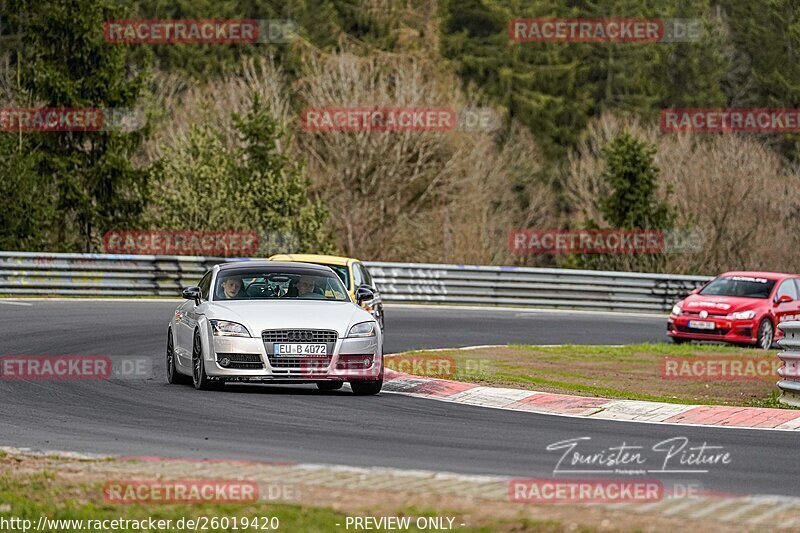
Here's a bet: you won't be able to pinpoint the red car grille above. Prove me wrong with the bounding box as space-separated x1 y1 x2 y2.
681 311 728 318
676 325 730 335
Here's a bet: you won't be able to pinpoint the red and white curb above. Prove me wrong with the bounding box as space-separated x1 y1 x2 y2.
382 370 800 431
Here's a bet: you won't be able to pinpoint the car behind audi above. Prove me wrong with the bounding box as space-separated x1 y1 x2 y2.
268 253 384 330
668 271 800 349
167 261 383 394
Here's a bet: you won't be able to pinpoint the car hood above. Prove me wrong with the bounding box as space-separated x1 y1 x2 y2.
680 294 765 315
204 300 372 337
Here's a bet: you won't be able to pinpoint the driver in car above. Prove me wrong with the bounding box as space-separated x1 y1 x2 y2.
296 275 325 299
220 275 245 299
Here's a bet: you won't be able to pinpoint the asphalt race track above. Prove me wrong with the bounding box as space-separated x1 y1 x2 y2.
0 300 796 498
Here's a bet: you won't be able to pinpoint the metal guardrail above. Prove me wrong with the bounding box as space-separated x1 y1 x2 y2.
0 252 711 312
0 251 222 297
366 262 710 312
777 321 800 406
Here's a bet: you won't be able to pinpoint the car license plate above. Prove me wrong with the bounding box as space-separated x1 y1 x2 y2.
688 320 715 330
273 343 327 356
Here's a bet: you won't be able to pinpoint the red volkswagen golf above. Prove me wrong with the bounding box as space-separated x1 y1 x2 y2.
667 271 800 349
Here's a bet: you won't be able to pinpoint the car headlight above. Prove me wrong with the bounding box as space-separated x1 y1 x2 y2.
671 304 682 316
726 310 756 320
347 321 376 338
210 320 251 337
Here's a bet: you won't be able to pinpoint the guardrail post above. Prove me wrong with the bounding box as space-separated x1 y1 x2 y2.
776 321 800 406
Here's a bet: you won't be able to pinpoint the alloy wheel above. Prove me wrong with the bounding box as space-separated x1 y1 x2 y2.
758 319 774 350
192 331 202 385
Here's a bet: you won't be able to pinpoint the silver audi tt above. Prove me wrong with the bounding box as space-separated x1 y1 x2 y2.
166 261 383 394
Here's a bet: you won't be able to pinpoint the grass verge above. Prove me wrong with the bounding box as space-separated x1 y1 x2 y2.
0 458 587 533
0 473 574 533
387 343 792 408
0 449 738 533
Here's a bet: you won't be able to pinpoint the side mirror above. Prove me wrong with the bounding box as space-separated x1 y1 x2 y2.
182 286 202 305
776 294 794 304
356 286 374 306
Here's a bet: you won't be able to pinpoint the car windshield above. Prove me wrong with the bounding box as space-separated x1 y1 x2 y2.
214 269 350 302
699 276 777 299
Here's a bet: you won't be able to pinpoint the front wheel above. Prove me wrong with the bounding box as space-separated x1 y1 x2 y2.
350 378 383 395
167 329 191 385
756 318 774 350
192 330 222 390
670 336 689 345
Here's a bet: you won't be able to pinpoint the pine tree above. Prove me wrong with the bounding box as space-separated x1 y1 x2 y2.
5 0 150 252
575 131 675 272
146 96 335 255
719 0 800 159
440 0 592 160
599 131 674 229
0 136 55 251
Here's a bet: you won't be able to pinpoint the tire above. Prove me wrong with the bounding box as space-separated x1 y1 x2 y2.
166 329 191 385
756 318 774 350
670 336 689 345
316 380 344 391
351 378 382 395
192 329 222 391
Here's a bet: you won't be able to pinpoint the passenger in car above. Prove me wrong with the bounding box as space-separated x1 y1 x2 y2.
297 275 326 299
219 275 245 299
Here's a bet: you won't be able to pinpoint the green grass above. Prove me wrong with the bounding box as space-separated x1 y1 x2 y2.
508 342 779 358
389 343 794 408
0 474 575 533
491 371 779 407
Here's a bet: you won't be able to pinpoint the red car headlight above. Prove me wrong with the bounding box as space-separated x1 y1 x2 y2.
726 310 756 320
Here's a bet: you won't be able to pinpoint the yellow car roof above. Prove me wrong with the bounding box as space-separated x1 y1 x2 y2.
268 254 357 266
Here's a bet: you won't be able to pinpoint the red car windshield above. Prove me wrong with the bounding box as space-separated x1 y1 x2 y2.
699 276 776 299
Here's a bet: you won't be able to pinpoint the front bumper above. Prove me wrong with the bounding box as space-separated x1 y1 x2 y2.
205 334 381 382
667 315 757 344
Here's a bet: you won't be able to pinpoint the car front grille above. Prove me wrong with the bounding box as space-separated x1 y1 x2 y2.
682 312 727 318
676 325 730 335
216 353 264 369
261 329 338 343
267 355 332 369
261 329 338 375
